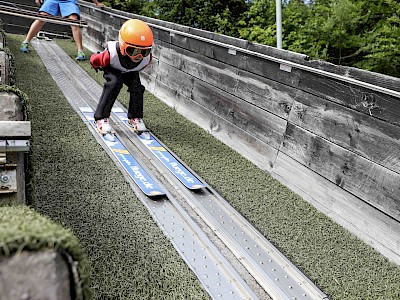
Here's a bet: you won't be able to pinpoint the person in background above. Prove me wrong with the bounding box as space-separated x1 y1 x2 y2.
20 0 104 60
89 19 153 136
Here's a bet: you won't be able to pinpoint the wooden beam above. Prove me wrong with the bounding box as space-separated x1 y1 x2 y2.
289 91 400 174
0 121 31 138
272 151 400 265
0 5 88 27
281 123 400 221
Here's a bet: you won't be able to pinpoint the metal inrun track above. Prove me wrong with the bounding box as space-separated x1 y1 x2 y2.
33 39 328 300
33 39 258 300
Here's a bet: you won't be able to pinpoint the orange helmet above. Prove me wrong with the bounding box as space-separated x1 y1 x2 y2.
119 19 153 60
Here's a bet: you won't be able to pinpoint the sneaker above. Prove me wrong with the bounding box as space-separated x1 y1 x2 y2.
20 42 29 53
96 118 111 135
76 50 85 61
127 118 147 132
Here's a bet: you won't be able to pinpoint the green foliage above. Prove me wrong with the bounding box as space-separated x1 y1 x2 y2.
98 0 148 14
281 0 310 50
240 0 399 77
145 0 248 36
357 24 400 77
288 0 365 63
101 0 399 77
238 0 276 44
239 24 276 45
149 0 198 26
214 7 237 36
103 0 399 77
354 0 400 76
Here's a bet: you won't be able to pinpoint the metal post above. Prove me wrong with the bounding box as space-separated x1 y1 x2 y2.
276 0 282 49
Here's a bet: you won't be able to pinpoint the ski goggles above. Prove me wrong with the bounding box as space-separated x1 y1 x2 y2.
125 46 152 58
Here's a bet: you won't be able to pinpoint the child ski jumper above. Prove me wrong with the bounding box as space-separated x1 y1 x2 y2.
90 19 153 135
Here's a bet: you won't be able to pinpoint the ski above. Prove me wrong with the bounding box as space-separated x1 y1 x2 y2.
112 108 206 190
79 107 166 197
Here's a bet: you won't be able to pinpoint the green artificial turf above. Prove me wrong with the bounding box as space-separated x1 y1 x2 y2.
8 33 400 299
0 205 91 300
56 40 400 300
8 34 209 300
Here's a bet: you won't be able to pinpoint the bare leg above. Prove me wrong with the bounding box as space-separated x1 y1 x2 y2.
24 19 46 42
71 26 83 50
68 14 83 50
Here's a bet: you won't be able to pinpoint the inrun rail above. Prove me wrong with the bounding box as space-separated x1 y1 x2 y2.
32 38 328 300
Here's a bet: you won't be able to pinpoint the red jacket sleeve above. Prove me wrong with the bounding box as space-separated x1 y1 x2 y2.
90 50 110 69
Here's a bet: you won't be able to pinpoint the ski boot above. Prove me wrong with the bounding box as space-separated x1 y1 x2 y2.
96 118 115 142
127 118 150 140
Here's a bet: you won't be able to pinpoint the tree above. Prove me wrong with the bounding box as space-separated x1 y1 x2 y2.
102 0 400 77
145 0 247 36
102 0 147 13
198 0 248 36
145 0 197 26
237 0 276 45
285 0 364 62
355 0 400 77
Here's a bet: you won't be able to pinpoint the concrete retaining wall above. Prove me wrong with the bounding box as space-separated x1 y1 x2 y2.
0 250 71 300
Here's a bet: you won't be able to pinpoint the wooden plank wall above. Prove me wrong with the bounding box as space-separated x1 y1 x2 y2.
79 2 400 264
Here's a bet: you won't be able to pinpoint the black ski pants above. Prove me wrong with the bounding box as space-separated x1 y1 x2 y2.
94 68 145 120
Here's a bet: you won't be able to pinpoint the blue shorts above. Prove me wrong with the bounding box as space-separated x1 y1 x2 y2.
39 0 80 18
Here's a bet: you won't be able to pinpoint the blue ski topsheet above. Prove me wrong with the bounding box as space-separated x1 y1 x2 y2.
112 108 206 190
79 107 165 197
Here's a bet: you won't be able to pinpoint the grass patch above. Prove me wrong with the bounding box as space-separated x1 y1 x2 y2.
8 34 209 300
